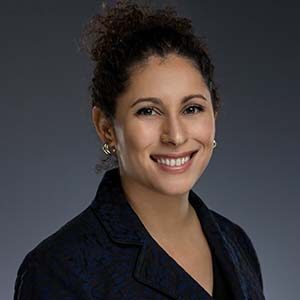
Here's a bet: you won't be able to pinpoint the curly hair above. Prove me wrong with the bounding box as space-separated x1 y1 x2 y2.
81 0 221 173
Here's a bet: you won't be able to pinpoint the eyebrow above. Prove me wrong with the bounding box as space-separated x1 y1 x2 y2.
130 94 208 108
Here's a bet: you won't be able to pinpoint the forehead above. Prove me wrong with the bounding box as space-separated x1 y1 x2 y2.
124 54 210 101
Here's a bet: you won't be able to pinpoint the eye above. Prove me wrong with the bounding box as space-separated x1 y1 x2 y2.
183 105 205 114
135 104 205 117
135 106 159 116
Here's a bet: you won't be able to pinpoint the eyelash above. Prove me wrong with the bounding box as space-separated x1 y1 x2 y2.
135 105 205 117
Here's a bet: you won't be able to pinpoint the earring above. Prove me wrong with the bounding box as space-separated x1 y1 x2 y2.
102 143 116 155
213 139 217 149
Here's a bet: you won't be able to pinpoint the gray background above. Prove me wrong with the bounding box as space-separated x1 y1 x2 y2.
1 0 299 299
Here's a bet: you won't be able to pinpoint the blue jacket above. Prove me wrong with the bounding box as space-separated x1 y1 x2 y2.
14 168 265 299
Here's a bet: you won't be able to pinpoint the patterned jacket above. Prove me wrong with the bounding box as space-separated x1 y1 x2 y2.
14 167 265 300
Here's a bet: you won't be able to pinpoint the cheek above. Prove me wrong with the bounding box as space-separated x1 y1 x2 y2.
117 121 157 154
190 117 215 141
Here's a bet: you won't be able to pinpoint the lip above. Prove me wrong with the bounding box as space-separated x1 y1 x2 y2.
150 150 198 160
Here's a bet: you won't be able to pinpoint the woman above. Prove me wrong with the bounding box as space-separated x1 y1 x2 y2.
14 1 265 299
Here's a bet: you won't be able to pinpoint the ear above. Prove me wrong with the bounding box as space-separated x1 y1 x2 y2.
92 106 116 145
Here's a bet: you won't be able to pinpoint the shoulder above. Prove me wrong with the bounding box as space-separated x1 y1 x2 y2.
14 206 110 299
23 206 104 260
209 209 264 290
209 209 248 238
209 208 260 255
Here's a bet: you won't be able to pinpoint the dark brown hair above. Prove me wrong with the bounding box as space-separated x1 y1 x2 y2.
81 0 221 172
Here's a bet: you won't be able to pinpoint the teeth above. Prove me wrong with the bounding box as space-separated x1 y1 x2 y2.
156 155 190 167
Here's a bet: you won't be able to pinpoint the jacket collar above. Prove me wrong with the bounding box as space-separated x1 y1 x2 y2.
91 168 260 300
91 167 147 245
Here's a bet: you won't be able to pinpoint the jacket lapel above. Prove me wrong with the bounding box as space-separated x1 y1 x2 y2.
189 190 265 300
134 233 216 300
91 168 259 300
189 190 247 300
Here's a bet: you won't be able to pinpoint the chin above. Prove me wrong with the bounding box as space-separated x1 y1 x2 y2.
153 177 196 196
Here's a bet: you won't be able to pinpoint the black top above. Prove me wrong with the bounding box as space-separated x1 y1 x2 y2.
212 249 234 299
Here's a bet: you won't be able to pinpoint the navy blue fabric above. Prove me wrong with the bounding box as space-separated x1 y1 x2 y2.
212 248 234 299
14 167 265 299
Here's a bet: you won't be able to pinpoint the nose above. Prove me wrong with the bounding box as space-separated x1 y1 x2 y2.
160 115 187 146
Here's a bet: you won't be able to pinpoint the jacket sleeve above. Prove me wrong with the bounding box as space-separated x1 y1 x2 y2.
14 252 84 300
234 223 264 292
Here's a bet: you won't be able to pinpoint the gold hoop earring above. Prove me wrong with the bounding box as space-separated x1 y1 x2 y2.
102 143 116 155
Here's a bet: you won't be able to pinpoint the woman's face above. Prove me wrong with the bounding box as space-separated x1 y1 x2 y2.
101 54 216 196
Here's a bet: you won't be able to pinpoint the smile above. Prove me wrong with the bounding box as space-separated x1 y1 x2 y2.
150 151 198 173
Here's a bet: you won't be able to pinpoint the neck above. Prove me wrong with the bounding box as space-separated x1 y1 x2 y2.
120 173 196 241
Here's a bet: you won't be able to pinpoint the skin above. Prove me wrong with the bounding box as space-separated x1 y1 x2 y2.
92 53 217 243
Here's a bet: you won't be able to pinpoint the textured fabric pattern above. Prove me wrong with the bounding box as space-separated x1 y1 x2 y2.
14 167 265 299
